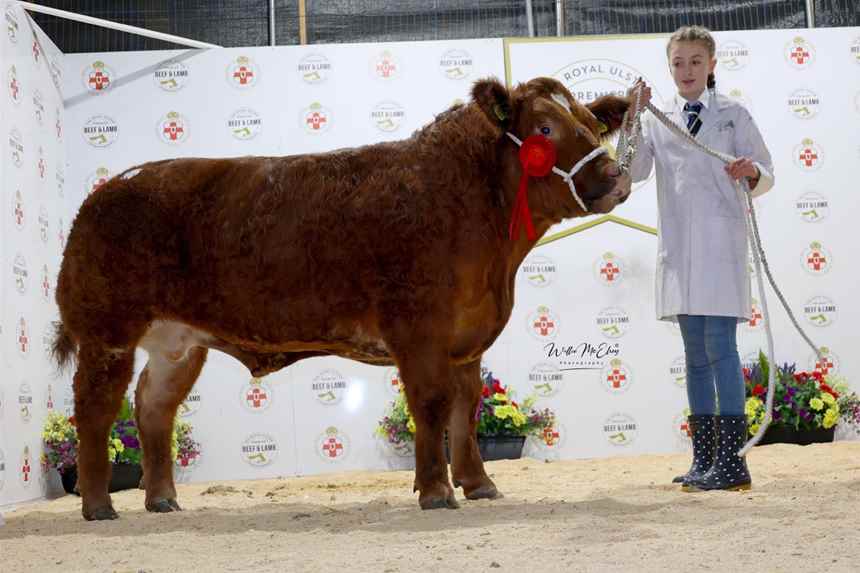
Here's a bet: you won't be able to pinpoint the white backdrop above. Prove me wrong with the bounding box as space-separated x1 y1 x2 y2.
0 1 68 508
1 17 858 510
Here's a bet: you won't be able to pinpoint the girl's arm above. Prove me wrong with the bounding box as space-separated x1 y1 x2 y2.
733 107 774 198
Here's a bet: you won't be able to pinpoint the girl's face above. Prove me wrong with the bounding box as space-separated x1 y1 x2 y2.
668 40 716 101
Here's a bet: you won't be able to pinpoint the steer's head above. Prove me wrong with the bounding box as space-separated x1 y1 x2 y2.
474 77 632 221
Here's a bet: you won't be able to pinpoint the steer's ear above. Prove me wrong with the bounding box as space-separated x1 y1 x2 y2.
587 95 629 138
472 77 513 132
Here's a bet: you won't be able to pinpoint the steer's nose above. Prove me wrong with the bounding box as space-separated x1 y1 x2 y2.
602 161 622 179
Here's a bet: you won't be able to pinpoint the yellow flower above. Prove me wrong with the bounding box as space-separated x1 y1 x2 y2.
493 393 508 403
809 397 824 411
512 412 527 427
822 409 839 429
750 423 760 435
821 393 836 406
494 405 513 420
407 416 416 434
745 397 763 418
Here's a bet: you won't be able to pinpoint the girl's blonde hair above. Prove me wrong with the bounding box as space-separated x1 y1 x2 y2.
666 25 717 89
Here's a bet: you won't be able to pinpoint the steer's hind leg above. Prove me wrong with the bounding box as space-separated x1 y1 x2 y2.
449 360 501 500
73 344 136 521
134 346 207 513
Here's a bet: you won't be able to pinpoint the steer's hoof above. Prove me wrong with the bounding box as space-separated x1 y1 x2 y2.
419 492 460 510
83 505 119 521
146 498 182 513
465 484 503 501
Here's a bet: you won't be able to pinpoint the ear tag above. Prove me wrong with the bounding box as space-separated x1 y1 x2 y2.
493 103 508 123
597 121 608 134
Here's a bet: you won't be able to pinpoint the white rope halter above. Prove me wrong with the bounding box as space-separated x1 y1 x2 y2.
506 132 607 213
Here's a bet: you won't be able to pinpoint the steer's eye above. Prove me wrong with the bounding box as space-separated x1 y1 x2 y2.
540 126 551 136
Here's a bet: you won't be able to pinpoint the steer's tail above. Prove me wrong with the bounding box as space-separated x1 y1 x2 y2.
51 320 78 372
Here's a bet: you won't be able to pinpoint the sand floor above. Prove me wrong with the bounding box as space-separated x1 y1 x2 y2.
1 442 859 572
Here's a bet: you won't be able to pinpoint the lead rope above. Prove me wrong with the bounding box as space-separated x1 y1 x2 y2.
616 94 823 456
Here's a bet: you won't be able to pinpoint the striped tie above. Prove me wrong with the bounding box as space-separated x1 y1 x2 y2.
684 101 703 136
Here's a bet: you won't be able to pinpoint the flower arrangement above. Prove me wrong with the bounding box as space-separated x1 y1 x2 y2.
376 369 556 450
744 351 859 437
42 396 201 473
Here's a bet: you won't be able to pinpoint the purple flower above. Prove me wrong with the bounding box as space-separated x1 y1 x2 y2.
772 409 782 421
799 409 812 421
787 387 797 397
120 435 140 449
782 395 792 404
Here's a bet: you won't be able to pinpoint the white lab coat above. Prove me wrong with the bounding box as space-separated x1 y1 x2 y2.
630 90 774 322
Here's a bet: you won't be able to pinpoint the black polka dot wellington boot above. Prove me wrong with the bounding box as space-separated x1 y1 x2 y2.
672 415 717 485
683 415 752 492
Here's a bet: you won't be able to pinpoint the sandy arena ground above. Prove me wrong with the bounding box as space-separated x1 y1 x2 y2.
1 442 859 573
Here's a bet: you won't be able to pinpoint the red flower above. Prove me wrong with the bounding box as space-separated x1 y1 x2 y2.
492 380 505 395
742 367 751 379
481 386 490 398
512 401 519 409
752 384 765 397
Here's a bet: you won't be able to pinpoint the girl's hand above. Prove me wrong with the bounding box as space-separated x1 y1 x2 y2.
725 157 759 181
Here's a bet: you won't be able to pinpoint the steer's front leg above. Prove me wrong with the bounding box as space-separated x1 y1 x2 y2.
396 348 459 510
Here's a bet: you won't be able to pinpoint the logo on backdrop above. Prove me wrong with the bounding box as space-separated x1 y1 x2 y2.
83 60 113 93
40 264 50 300
302 102 332 134
804 296 837 327
787 89 820 120
785 36 815 70
527 305 559 341
38 206 50 242
12 252 28 294
16 315 29 357
809 346 840 376
33 89 45 124
20 445 33 488
529 362 563 398
227 55 257 89
178 387 202 416
37 145 46 180
535 422 565 450
372 50 400 80
669 356 687 388
56 166 65 197
159 111 189 145
595 307 630 339
318 426 350 462
744 298 764 331
55 106 63 140
673 411 692 449
32 39 41 64
546 340 619 370
83 115 118 147
44 384 55 412
298 53 331 84
521 255 557 288
850 36 860 64
241 433 278 467
371 101 406 132
556 59 649 103
384 367 403 396
12 189 25 229
604 413 638 446
439 49 473 80
59 217 65 249
795 191 829 223
240 377 273 413
594 252 624 286
86 167 111 195
154 60 189 91
601 358 633 393
725 87 752 111
41 322 54 356
716 40 750 71
312 369 348 405
793 138 822 171
18 382 33 422
6 6 19 43
228 108 262 140
10 127 23 165
8 64 20 104
802 241 831 275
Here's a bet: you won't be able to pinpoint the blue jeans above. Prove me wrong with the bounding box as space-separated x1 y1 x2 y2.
677 315 745 416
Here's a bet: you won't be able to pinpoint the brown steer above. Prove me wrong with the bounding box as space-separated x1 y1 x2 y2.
52 77 632 520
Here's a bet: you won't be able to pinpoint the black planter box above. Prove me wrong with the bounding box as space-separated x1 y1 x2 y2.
755 425 835 446
60 463 143 495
